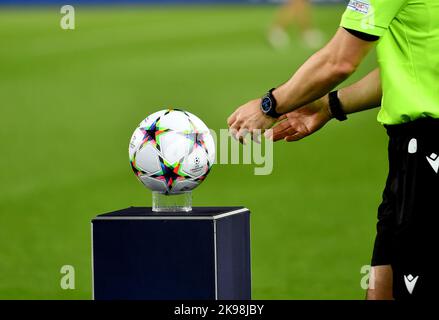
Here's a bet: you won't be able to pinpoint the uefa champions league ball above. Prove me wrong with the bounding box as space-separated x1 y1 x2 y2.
129 109 215 194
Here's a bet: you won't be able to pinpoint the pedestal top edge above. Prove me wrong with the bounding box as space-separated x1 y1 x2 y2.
93 206 250 221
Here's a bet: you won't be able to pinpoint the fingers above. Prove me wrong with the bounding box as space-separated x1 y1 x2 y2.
228 116 241 141
251 131 261 144
264 128 273 140
228 110 245 143
264 122 285 140
229 117 261 145
227 104 274 144
227 112 237 127
229 127 238 140
284 132 306 142
266 120 295 142
229 126 262 145
236 128 249 145
228 99 277 144
229 126 248 145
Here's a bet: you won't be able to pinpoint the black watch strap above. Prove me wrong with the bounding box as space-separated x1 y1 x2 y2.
261 88 282 118
328 91 347 121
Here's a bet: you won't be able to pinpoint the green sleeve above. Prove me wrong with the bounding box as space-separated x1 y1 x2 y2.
340 0 408 37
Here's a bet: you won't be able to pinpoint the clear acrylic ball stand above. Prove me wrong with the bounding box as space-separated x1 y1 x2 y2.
152 191 192 212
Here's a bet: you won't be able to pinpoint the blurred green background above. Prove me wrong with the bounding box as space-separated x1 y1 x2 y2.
0 4 387 299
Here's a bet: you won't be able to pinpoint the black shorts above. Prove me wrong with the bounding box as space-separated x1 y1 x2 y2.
371 117 439 300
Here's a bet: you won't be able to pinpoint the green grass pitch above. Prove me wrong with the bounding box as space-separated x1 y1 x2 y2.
0 4 387 299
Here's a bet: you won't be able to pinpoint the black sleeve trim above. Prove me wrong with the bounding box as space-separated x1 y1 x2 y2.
344 28 379 42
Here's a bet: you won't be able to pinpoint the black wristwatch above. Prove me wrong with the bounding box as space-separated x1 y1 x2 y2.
261 88 282 118
328 90 347 121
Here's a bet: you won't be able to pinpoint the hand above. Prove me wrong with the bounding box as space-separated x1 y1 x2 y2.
265 96 332 142
227 99 278 143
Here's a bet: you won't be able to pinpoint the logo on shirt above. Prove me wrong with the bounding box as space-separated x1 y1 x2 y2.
404 274 419 294
427 152 439 173
347 0 370 15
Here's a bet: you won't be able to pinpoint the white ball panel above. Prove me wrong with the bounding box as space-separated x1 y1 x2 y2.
181 146 209 178
203 132 216 166
139 175 168 193
171 179 200 193
135 143 161 174
129 127 145 160
186 111 210 133
158 111 191 132
159 131 191 164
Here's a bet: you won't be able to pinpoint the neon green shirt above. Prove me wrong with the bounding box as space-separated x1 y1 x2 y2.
340 0 439 125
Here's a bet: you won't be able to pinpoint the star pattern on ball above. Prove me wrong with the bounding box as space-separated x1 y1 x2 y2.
139 117 171 152
150 156 188 192
187 117 211 155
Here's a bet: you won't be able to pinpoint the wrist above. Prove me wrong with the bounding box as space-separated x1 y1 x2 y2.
328 90 347 121
271 87 289 114
322 94 333 120
261 88 283 118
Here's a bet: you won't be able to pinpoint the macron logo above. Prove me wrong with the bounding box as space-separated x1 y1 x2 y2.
426 153 439 173
404 274 419 294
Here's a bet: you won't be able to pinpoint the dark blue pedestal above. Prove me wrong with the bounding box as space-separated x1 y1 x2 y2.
92 207 251 300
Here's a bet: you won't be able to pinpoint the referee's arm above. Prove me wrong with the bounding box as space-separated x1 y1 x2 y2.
273 27 376 114
267 68 382 142
337 68 382 114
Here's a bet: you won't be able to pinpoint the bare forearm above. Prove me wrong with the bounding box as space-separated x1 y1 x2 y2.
274 48 353 114
272 28 374 115
338 68 382 115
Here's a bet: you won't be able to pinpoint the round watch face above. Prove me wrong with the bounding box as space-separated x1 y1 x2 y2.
261 97 272 113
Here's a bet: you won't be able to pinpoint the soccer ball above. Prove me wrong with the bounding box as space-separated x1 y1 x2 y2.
129 109 215 194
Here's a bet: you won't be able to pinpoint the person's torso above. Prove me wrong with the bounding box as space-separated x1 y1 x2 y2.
378 0 439 124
